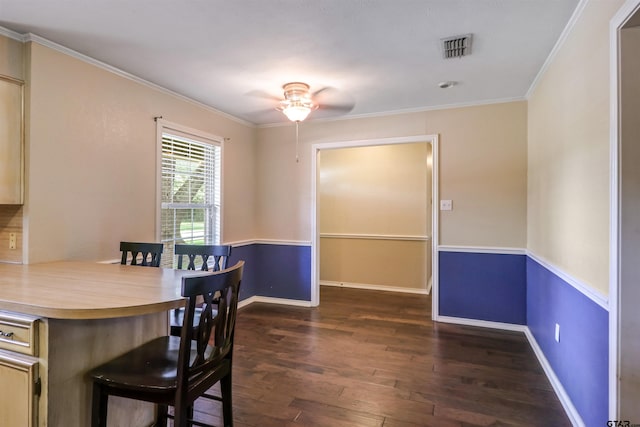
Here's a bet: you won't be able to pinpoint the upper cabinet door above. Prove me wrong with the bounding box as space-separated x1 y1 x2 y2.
0 76 23 205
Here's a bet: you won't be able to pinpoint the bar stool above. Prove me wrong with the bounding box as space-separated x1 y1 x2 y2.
90 261 244 427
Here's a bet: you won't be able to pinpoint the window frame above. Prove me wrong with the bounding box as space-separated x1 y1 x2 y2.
155 119 224 267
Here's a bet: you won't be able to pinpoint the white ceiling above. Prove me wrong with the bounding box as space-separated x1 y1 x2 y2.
0 0 579 126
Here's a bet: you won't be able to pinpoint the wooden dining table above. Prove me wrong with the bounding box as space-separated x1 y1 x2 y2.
0 260 205 426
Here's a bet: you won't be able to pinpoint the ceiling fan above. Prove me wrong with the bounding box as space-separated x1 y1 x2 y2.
255 81 355 123
270 82 355 161
247 81 355 123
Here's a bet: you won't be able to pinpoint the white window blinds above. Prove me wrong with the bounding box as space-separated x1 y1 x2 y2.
160 131 221 268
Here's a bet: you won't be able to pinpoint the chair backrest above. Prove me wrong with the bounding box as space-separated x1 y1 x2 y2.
175 244 232 271
176 261 244 404
119 241 163 267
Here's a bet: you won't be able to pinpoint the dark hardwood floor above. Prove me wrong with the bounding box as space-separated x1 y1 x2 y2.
191 286 571 427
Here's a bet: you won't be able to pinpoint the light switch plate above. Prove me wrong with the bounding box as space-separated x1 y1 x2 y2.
440 200 453 211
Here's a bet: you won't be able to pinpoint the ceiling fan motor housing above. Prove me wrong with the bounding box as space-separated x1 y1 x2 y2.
282 82 312 101
278 82 317 121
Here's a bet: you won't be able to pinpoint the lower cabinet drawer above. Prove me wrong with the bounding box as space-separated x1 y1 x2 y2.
0 311 39 356
0 350 39 427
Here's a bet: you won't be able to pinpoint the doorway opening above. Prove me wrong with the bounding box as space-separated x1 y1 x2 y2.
310 135 439 318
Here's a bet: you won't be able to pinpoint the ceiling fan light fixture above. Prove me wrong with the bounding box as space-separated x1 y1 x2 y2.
282 104 313 122
278 82 317 122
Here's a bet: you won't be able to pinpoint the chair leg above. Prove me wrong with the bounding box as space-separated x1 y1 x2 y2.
155 404 168 427
174 404 190 427
220 375 233 427
91 383 108 427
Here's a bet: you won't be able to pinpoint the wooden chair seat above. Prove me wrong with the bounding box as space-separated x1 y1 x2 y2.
91 335 230 396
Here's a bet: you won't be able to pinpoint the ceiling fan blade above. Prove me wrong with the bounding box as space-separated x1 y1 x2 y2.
245 89 281 102
318 101 355 114
312 86 347 103
311 86 355 115
311 86 334 98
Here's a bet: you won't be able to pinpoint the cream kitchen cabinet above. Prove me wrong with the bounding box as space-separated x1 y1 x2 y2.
0 75 24 205
0 312 40 427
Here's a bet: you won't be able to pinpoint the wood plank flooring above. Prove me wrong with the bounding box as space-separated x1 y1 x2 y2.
191 286 571 427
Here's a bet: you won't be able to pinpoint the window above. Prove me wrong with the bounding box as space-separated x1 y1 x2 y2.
158 122 222 268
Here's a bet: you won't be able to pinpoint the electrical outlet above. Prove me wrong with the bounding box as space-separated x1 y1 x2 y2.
9 233 17 250
555 323 560 342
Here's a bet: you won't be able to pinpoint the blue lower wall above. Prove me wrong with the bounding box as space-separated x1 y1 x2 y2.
439 251 527 324
230 243 311 301
227 244 259 300
527 257 608 427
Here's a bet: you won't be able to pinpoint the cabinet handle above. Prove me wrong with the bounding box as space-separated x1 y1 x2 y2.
0 330 14 338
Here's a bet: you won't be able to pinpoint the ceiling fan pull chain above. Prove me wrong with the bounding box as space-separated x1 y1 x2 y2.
296 121 300 163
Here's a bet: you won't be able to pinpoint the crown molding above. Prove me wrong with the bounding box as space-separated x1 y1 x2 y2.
0 26 27 42
526 0 591 99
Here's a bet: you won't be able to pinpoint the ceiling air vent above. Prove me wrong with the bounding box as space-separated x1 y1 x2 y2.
441 34 472 59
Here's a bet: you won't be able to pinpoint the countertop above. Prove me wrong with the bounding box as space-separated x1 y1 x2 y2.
0 261 203 319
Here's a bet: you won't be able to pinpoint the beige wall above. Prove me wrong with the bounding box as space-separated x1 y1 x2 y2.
24 41 256 263
0 34 24 263
527 0 624 296
319 143 430 235
257 101 527 248
320 238 430 290
319 143 431 289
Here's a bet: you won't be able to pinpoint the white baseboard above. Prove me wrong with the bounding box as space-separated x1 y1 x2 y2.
435 315 528 332
320 280 429 295
523 328 585 427
238 295 312 308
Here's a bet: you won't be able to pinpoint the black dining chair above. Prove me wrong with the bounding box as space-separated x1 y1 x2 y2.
175 244 232 272
119 241 163 267
90 260 244 427
171 244 232 337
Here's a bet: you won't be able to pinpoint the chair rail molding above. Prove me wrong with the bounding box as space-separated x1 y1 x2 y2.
527 250 608 311
320 233 431 241
438 245 526 255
